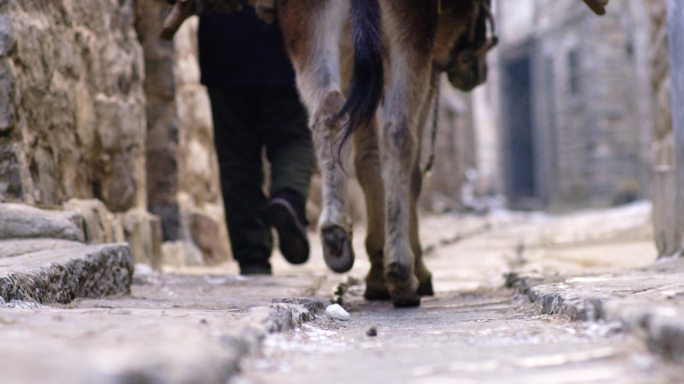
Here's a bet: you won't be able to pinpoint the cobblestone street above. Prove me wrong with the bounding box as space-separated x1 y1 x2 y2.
1 203 683 383
242 292 677 384
2 1 684 383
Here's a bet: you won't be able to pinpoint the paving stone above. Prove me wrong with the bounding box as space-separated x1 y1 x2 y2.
0 208 680 383
0 268 324 384
0 243 133 304
507 259 684 362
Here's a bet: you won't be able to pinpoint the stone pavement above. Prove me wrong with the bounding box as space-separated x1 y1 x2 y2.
489 202 684 363
0 266 325 384
507 258 684 363
240 202 684 383
0 203 326 383
435 202 684 364
1 201 684 383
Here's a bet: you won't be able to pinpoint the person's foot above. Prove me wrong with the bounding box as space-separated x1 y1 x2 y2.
264 190 310 265
239 260 272 276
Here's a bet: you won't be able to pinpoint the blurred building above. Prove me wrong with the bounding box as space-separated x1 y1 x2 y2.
479 0 655 210
0 0 677 267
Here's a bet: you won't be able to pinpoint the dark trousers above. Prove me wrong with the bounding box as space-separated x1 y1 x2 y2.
208 86 315 266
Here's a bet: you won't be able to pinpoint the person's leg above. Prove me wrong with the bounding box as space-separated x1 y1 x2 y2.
260 86 315 201
208 87 273 274
259 86 316 264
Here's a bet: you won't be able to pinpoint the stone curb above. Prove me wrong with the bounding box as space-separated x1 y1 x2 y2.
105 298 326 384
0 243 133 304
505 272 684 362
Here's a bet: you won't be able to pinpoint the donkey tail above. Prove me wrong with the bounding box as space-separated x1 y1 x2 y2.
338 0 384 140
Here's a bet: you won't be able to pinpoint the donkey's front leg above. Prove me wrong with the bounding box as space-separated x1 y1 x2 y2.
279 0 355 273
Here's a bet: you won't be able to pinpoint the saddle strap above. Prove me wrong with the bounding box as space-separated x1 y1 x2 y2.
424 76 442 176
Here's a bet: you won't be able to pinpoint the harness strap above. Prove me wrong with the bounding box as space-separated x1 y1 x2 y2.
425 0 495 175
450 0 498 67
424 76 441 175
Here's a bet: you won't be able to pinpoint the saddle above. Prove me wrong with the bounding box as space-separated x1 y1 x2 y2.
160 0 276 40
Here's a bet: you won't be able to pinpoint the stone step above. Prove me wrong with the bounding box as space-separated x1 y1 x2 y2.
0 239 83 259
0 203 85 242
0 242 133 304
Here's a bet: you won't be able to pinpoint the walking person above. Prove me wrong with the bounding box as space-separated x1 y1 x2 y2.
198 2 315 275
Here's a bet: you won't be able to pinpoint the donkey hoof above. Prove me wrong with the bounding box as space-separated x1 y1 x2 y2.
386 262 420 307
322 225 355 273
417 275 434 297
364 281 391 301
392 293 421 308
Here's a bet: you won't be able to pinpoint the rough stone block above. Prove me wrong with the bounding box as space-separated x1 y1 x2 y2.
161 240 204 268
0 15 14 58
0 142 22 199
0 243 133 304
189 211 228 264
0 62 12 132
63 199 125 245
0 203 85 242
121 209 162 269
149 203 180 241
3 1 147 211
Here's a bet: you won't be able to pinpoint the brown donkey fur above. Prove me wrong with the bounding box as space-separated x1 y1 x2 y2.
277 0 496 307
275 0 608 307
161 0 608 307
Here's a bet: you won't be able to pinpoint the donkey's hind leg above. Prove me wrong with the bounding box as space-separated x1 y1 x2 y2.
279 0 355 273
411 162 434 296
354 120 390 300
410 70 439 297
380 0 439 307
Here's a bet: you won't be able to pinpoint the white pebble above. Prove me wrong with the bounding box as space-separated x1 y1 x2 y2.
326 304 350 321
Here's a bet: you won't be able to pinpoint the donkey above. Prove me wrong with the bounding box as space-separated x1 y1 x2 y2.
273 0 501 307
162 0 609 307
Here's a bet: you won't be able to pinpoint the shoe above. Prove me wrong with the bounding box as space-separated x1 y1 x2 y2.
239 260 272 276
264 190 310 265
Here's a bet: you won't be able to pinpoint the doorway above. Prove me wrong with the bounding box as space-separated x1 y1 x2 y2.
502 51 538 209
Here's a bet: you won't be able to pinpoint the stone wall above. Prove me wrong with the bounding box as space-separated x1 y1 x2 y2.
173 17 231 265
492 0 648 210
1 0 146 210
132 5 232 266
646 0 677 257
135 0 182 243
0 0 161 266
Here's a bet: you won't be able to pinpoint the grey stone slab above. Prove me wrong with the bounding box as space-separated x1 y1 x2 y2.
0 243 133 304
507 259 684 362
0 275 323 384
0 203 85 242
0 239 83 259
